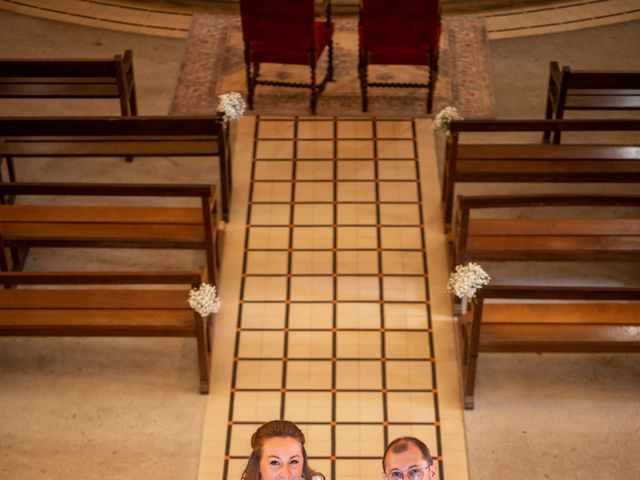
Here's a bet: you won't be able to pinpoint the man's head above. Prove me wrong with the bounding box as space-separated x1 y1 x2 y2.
382 437 437 480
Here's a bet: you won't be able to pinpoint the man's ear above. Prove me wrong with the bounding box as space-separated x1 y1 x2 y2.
429 463 439 479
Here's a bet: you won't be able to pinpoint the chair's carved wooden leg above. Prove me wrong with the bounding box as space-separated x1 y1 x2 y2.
243 44 254 110
427 49 439 114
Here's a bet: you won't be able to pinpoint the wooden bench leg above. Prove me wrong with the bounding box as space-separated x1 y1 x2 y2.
195 312 211 394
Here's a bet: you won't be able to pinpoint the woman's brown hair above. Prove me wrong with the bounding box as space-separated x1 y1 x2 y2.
241 420 325 480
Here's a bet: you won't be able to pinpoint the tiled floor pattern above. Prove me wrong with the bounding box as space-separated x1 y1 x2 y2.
1 0 638 39
220 117 443 480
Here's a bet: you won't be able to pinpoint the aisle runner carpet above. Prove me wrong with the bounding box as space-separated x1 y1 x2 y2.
171 15 494 118
222 117 444 480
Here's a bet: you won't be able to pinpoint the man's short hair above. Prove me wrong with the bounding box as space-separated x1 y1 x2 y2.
382 437 433 471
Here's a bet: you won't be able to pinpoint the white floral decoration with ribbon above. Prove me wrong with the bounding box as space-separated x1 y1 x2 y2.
446 262 490 299
433 106 463 133
188 283 221 317
217 91 246 122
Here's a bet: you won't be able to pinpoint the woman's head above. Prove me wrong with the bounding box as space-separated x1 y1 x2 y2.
241 420 324 480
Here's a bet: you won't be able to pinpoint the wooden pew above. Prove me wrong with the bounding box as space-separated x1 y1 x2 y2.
0 270 214 393
442 119 640 231
452 194 640 266
459 285 640 409
0 51 138 116
0 182 222 288
544 61 640 143
0 115 232 221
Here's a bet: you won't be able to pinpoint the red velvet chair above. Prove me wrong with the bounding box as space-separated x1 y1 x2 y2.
239 0 334 114
358 0 441 113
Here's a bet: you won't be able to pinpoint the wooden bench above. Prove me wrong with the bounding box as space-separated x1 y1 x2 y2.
0 182 222 288
0 271 213 393
544 61 640 143
0 51 137 116
459 285 640 409
442 119 640 231
452 194 640 266
0 115 232 221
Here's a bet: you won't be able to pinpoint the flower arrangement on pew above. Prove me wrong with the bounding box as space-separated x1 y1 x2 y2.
433 106 463 133
447 262 490 314
188 283 222 317
217 92 247 122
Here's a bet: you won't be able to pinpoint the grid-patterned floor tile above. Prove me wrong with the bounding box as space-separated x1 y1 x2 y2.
223 117 446 480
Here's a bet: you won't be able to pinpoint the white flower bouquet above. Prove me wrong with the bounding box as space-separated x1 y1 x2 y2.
447 262 490 299
217 92 246 122
433 106 463 133
187 283 222 317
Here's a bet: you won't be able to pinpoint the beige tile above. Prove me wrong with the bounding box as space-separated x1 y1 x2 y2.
382 251 425 275
336 250 379 275
250 204 291 225
254 160 293 180
242 276 287 301
337 182 376 202
337 203 377 225
337 120 374 139
336 331 381 358
298 424 332 457
335 459 383 480
337 140 374 159
255 140 294 159
378 160 417 180
380 226 423 249
245 250 289 275
258 120 295 139
232 391 281 421
240 302 287 329
235 360 283 389
387 392 436 423
379 181 419 202
290 276 334 302
297 140 334 159
294 181 334 201
298 120 334 139
336 360 382 389
379 204 421 225
336 392 383 422
289 303 334 329
337 226 378 249
228 424 258 456
386 360 434 390
291 251 333 274
337 276 380 301
286 360 333 389
336 303 382 329
384 303 429 330
247 226 290 249
294 204 334 225
385 331 432 359
335 424 385 456
296 160 334 180
288 330 334 358
383 276 427 302
376 120 413 139
252 182 292 202
337 160 375 180
284 391 333 422
377 139 415 159
292 226 334 249
238 330 284 358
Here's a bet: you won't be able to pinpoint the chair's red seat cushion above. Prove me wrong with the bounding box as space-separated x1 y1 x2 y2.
249 21 334 65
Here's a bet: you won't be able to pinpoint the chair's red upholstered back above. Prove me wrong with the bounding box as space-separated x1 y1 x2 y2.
360 0 441 65
240 0 327 65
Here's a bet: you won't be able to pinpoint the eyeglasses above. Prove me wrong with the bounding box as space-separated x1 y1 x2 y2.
384 465 431 480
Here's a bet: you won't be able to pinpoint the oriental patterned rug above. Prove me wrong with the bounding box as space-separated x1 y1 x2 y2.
171 14 494 118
